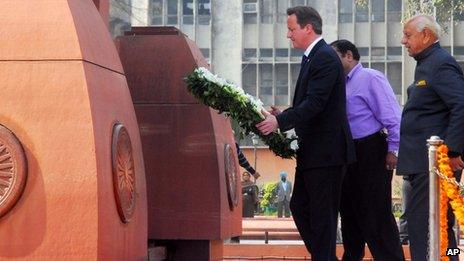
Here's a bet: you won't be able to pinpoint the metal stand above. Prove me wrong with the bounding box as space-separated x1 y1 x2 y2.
428 136 443 261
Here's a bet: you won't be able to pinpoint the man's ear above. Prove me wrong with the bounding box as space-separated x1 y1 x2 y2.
304 23 314 34
422 28 435 44
346 50 354 61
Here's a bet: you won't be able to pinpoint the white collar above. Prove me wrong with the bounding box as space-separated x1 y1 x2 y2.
304 36 323 57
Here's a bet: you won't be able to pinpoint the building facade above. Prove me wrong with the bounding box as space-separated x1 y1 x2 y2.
144 1 464 145
111 0 464 186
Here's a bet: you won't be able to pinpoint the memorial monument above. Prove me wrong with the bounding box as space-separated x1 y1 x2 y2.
0 1 147 259
116 27 241 260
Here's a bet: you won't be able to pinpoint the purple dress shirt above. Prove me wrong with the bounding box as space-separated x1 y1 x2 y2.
346 63 401 152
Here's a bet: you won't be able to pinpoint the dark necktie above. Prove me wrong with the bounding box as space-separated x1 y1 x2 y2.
301 55 308 67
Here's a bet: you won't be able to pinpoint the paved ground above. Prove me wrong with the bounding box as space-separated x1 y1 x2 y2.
233 216 464 260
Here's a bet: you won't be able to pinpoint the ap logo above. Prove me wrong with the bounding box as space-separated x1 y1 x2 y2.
446 248 461 256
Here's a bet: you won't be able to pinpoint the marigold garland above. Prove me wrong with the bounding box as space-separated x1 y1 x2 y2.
436 145 464 260
439 178 449 261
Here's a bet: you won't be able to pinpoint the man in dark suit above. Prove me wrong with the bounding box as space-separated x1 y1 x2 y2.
398 14 464 260
256 6 355 260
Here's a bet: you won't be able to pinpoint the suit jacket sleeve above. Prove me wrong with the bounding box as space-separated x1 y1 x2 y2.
276 51 340 131
432 62 464 154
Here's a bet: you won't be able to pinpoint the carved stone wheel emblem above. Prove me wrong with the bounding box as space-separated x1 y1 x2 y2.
112 123 135 223
0 125 27 218
224 144 238 210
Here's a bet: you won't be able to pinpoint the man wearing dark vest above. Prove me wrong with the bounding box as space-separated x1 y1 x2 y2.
398 14 464 260
256 6 355 260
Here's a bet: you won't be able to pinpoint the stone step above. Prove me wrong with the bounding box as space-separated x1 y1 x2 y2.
223 244 412 260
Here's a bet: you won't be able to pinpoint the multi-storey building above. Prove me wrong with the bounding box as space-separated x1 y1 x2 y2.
110 0 464 185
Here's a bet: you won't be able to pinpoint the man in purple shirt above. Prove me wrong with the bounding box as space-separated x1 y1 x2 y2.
331 40 404 261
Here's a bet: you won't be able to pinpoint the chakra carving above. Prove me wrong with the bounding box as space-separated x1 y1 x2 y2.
112 123 136 223
224 144 238 210
0 125 27 218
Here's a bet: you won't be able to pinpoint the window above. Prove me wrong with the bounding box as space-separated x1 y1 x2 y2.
454 46 464 55
200 48 210 59
387 0 401 22
387 47 402 55
372 0 385 22
244 3 258 26
151 0 163 25
275 65 289 106
371 62 385 74
387 63 402 95
356 2 368 22
387 47 402 60
243 2 258 13
290 48 304 57
291 0 305 7
275 48 289 60
371 47 385 57
243 64 257 97
197 0 211 25
455 10 464 21
243 48 257 60
245 13 257 24
290 64 300 101
276 0 288 23
339 0 353 23
358 47 369 57
182 0 193 25
259 64 273 105
151 17 163 25
261 0 273 24
167 0 178 25
183 0 193 15
259 48 273 60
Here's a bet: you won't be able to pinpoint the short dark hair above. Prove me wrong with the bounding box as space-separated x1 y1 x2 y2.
287 6 322 34
330 39 360 61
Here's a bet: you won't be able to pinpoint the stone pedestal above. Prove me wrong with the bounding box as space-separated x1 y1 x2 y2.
116 27 242 260
92 0 110 24
0 1 147 260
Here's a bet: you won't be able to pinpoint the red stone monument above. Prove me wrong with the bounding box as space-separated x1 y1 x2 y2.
92 0 110 25
115 27 242 260
0 1 147 259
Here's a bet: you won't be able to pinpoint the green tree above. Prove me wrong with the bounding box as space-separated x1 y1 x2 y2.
356 0 464 28
260 182 278 214
403 0 464 23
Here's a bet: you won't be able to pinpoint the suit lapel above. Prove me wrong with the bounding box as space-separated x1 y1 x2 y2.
292 39 327 106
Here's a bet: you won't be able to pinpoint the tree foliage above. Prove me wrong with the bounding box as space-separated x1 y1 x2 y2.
355 0 464 31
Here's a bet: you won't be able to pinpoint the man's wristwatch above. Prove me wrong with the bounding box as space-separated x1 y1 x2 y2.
389 150 398 157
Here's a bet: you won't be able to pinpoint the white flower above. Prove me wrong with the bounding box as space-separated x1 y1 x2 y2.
285 129 298 151
285 129 296 139
245 94 263 110
196 67 228 87
290 139 299 151
197 67 246 95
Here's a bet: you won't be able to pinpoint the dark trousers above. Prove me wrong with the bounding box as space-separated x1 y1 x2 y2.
290 165 344 261
399 177 412 243
277 199 291 218
340 132 404 261
404 172 460 261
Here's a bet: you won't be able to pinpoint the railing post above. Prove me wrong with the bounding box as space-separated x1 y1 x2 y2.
428 135 443 261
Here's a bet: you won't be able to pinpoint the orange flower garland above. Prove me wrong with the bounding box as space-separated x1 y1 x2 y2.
437 145 464 260
439 178 449 261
